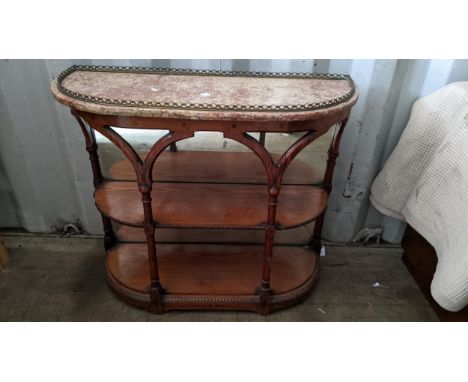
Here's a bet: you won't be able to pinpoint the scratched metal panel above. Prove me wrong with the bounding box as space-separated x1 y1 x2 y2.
1 59 467 243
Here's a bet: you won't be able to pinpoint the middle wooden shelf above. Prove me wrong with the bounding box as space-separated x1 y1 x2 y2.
95 181 328 229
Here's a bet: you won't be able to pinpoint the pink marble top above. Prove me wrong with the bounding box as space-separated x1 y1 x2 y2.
51 66 358 121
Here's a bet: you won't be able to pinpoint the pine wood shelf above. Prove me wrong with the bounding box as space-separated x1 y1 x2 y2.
95 180 327 229
51 65 358 315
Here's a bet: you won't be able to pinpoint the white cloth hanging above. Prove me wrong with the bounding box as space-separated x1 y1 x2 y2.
370 82 468 312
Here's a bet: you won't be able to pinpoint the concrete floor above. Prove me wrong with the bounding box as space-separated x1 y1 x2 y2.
0 234 437 321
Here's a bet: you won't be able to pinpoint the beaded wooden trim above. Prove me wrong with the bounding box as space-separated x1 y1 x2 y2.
57 65 356 113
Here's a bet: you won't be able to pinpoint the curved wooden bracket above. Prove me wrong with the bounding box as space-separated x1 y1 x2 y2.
312 118 349 251
72 111 103 185
275 130 316 186
84 119 194 190
223 131 276 184
322 118 348 194
142 130 194 185
71 110 95 149
71 110 115 248
89 124 144 183
224 129 325 189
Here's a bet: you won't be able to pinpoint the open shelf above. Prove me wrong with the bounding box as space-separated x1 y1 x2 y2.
95 181 327 229
106 243 319 311
54 65 356 314
107 151 322 185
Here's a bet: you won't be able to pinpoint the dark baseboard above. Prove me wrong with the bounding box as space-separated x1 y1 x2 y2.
402 225 468 322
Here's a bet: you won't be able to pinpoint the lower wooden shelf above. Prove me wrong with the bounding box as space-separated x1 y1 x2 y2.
106 243 319 312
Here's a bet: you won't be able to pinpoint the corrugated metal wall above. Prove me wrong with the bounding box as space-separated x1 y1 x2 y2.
1 59 468 243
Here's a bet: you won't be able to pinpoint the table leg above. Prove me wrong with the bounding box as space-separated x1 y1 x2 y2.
72 110 116 250
311 118 349 250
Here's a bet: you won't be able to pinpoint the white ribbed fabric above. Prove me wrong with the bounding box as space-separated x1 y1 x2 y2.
370 82 468 312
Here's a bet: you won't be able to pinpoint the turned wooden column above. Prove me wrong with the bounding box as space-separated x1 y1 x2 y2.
139 182 164 313
72 110 116 250
311 118 349 252
257 185 278 314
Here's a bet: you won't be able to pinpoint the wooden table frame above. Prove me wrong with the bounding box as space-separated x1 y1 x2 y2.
50 65 358 314
71 108 350 314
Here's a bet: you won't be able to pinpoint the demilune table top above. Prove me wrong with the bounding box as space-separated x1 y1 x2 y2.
51 65 358 121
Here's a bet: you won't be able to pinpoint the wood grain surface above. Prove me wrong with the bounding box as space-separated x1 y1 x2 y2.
107 243 317 295
95 181 327 229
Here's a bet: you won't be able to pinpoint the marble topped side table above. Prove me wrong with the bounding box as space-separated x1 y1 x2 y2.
51 65 358 315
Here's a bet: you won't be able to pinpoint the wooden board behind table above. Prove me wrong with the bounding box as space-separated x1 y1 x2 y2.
402 225 468 322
